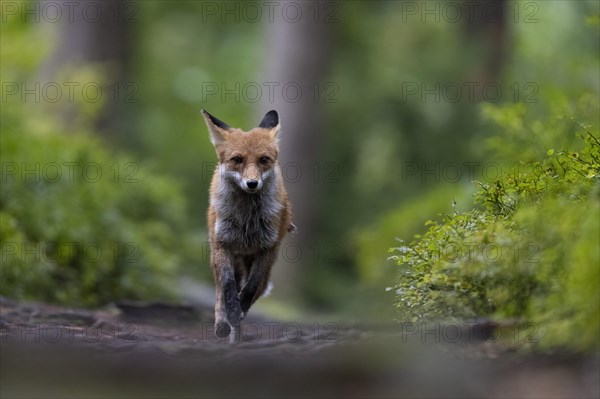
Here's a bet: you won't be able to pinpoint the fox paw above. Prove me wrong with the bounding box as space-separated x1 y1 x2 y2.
214 321 231 338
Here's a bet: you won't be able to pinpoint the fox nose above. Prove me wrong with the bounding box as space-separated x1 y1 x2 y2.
246 180 259 189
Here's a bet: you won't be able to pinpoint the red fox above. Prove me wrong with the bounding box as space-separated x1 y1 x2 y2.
202 109 295 338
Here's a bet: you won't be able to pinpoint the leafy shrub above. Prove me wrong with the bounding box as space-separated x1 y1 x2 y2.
0 11 208 307
390 100 600 350
0 126 194 306
354 184 475 285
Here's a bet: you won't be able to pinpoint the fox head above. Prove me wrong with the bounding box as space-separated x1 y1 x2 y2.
202 109 281 194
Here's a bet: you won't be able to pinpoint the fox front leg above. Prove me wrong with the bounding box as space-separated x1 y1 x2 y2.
238 247 277 315
211 247 243 338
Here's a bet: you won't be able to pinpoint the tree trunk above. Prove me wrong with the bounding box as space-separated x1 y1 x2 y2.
257 1 333 302
39 0 133 138
464 0 508 91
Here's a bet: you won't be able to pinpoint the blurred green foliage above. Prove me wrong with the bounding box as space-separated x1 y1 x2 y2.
390 98 600 350
0 128 192 306
0 5 206 306
353 1 598 320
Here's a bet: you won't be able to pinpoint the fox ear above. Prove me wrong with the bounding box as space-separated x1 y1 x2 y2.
201 109 230 145
258 110 281 138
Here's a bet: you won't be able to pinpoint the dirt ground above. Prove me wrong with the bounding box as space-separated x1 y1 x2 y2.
1 296 598 398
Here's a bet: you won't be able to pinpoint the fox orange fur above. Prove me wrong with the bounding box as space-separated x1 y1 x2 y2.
202 109 294 338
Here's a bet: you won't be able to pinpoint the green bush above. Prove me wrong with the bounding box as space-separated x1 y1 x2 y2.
0 127 193 306
0 12 208 307
390 100 600 350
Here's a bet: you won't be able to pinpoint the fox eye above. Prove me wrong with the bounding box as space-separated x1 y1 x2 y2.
259 156 271 165
231 156 243 164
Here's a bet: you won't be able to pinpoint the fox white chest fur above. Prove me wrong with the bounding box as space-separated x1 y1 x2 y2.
211 166 284 252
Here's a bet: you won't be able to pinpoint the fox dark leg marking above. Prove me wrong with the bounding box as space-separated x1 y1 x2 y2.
238 247 277 314
233 255 247 293
212 247 243 338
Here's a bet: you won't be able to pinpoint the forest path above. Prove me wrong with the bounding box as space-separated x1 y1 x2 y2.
1 296 598 398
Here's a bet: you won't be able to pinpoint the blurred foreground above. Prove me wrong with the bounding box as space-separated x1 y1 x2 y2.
1 296 598 398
